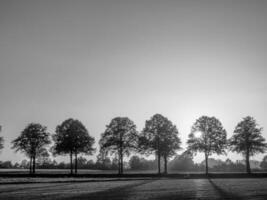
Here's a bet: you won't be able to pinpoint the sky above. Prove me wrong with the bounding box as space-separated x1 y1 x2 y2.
0 0 267 164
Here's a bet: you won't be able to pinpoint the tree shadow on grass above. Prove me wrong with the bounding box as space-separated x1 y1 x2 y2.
61 179 157 200
0 178 153 185
145 192 196 200
208 179 244 200
0 182 74 195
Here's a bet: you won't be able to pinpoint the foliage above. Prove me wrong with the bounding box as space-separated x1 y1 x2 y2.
139 114 181 174
0 136 3 151
99 117 138 174
229 116 267 173
229 116 267 156
95 149 113 170
11 123 51 174
260 155 267 170
129 155 157 170
52 118 95 174
169 151 195 171
187 116 227 174
53 118 95 156
0 125 3 151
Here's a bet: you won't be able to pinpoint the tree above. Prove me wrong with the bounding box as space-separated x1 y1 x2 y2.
52 118 95 174
187 116 227 175
36 149 50 168
95 149 112 170
129 155 142 170
0 161 12 168
0 125 3 152
169 151 195 171
99 117 138 174
260 155 267 170
229 116 267 174
11 123 51 174
139 114 181 174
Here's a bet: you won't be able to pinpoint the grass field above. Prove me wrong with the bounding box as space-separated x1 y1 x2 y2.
1 168 265 174
0 177 266 200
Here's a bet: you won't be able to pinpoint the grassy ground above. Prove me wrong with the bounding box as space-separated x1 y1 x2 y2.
0 178 266 200
1 168 265 174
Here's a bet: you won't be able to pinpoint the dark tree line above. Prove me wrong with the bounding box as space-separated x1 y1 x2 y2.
2 154 266 173
4 115 267 174
0 125 3 152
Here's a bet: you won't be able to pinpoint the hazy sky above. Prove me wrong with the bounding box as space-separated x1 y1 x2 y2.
0 0 267 163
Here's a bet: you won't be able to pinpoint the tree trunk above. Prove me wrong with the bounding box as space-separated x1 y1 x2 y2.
205 153 208 175
70 151 73 175
119 137 123 175
157 152 161 174
33 155 36 174
246 150 251 174
118 151 121 175
121 154 124 174
29 157 32 174
157 133 161 174
164 155 167 174
75 152 78 175
118 157 121 175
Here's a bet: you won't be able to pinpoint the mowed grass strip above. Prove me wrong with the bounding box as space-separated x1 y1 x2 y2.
0 178 267 200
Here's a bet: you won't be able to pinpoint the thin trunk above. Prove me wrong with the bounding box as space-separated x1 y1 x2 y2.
29 157 32 174
32 154 36 174
246 150 251 174
157 152 161 174
70 151 73 175
205 153 208 175
121 154 123 174
157 133 161 174
119 133 123 175
118 153 121 174
164 155 167 174
75 152 78 174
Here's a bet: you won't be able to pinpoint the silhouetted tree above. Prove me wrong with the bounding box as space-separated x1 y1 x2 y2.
129 155 142 170
52 118 95 174
129 156 157 170
0 125 3 151
36 149 50 168
95 149 112 170
260 155 267 170
139 114 181 174
187 116 227 175
99 117 138 174
0 161 12 168
229 116 267 174
11 123 51 174
169 151 195 171
20 159 29 169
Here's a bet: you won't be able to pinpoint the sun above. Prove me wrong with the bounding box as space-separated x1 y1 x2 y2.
194 131 202 138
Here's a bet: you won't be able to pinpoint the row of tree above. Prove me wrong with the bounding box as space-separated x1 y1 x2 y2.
2 154 267 172
1 115 267 175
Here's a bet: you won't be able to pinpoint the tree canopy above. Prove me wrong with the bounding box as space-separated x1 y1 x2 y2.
260 155 267 170
169 151 195 171
11 123 51 174
229 116 267 173
187 116 227 174
0 125 3 151
52 118 95 174
139 114 181 174
99 117 138 174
